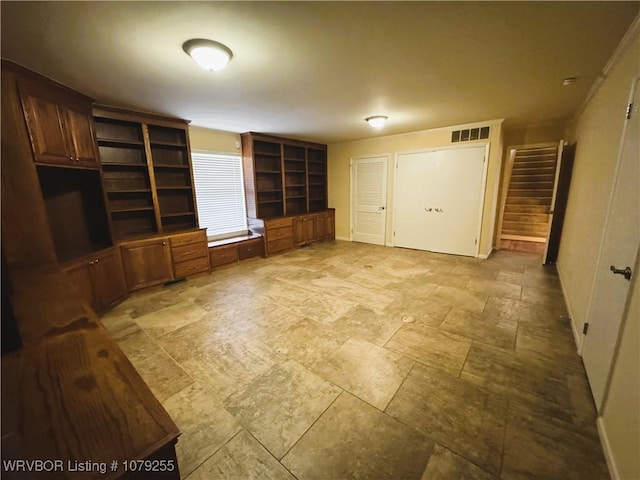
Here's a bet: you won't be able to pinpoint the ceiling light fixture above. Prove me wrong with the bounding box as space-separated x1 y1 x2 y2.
366 115 388 129
183 39 233 72
562 76 577 86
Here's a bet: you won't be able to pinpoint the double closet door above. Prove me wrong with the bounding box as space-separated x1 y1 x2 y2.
394 145 487 257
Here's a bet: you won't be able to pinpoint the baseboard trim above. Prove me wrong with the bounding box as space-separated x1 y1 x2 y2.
335 236 350 241
556 263 583 353
478 248 493 259
597 416 620 480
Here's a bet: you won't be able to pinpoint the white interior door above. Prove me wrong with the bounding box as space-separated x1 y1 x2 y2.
582 78 640 410
395 145 487 257
351 156 388 245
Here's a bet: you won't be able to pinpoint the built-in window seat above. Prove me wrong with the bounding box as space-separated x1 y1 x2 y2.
208 233 265 268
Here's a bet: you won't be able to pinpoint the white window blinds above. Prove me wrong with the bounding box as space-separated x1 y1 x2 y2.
191 151 248 239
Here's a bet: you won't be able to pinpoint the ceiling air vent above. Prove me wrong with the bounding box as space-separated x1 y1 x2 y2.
451 126 490 143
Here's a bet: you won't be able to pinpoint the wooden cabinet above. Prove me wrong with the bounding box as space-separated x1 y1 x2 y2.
241 132 327 220
119 237 174 291
238 237 265 260
19 76 99 168
264 216 295 255
64 247 127 311
3 62 112 266
210 244 239 268
318 209 335 240
266 210 334 255
209 236 265 268
169 229 210 278
293 214 318 246
94 106 197 241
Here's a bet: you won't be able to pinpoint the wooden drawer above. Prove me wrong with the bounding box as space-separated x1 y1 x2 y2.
268 226 293 241
267 237 294 254
171 242 208 262
169 229 206 248
266 217 293 229
210 244 239 267
174 256 210 278
238 238 264 260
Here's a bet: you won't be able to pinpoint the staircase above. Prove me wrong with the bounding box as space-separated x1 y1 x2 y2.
501 145 558 241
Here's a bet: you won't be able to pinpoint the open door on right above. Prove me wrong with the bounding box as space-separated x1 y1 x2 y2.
543 142 576 264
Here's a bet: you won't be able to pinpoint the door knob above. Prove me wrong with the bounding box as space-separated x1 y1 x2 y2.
434 208 443 213
379 206 385 210
610 265 632 280
425 207 433 212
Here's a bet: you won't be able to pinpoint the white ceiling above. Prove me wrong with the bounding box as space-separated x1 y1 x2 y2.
2 2 638 144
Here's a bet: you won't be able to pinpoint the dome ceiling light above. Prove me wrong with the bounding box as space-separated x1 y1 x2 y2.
365 115 388 129
183 39 233 72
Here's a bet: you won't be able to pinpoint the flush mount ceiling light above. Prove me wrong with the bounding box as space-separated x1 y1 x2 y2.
183 39 233 72
562 76 578 86
365 115 388 129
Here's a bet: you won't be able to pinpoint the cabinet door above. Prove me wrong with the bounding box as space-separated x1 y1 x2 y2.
65 105 99 167
65 261 98 310
90 249 127 309
20 85 72 165
292 216 305 246
316 213 328 240
305 215 318 243
326 210 335 239
120 238 174 291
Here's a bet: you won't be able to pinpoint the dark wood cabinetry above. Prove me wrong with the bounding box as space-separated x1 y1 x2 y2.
293 214 318 246
19 76 99 168
241 132 328 219
94 107 197 241
119 236 174 291
63 247 127 311
3 61 111 267
2 62 181 477
169 229 210 278
37 165 112 262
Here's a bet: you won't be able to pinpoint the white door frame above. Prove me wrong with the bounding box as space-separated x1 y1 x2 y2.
349 154 390 245
392 143 490 257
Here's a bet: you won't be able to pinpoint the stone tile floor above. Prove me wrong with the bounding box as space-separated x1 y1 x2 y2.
101 240 609 479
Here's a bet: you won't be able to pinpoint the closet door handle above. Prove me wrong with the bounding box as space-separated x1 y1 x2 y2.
425 207 432 212
610 265 632 280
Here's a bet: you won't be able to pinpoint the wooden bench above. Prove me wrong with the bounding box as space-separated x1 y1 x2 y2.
208 233 265 268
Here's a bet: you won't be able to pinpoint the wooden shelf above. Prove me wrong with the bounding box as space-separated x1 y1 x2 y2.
242 133 326 219
94 107 197 240
111 207 155 214
97 138 144 147
101 161 147 168
150 140 187 148
154 164 190 169
107 188 152 194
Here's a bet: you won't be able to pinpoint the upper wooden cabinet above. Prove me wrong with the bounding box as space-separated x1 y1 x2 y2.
241 132 328 219
18 76 99 168
93 106 198 241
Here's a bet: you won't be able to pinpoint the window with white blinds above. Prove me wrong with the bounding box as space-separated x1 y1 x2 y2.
191 151 248 240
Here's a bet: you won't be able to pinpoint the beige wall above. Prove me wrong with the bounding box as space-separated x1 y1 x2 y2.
188 126 241 155
557 32 639 339
502 119 567 148
557 24 639 480
327 119 504 256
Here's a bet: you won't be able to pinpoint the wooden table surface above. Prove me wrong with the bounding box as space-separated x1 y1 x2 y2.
1 264 181 479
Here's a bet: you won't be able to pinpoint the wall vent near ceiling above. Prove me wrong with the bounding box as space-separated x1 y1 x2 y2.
451 126 490 143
